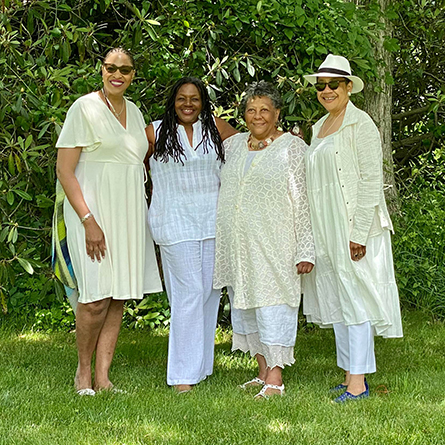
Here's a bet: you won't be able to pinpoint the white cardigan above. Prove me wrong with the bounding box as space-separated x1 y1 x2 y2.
311 101 393 246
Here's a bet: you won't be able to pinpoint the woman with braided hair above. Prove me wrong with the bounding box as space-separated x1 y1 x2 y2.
146 77 237 393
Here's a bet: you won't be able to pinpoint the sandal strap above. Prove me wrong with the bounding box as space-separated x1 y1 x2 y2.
239 377 265 389
254 383 285 399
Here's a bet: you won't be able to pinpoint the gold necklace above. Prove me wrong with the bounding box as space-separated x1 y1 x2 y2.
101 88 125 118
248 133 278 151
320 107 346 137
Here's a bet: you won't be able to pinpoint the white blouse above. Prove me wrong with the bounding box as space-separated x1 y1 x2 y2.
148 119 221 246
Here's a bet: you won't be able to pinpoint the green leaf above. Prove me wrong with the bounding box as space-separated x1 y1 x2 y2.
13 189 32 201
232 67 241 82
0 226 9 243
147 19 160 26
17 258 34 275
246 58 255 77
6 191 14 206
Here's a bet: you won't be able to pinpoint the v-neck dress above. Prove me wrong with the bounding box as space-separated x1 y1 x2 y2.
56 92 162 303
214 132 315 310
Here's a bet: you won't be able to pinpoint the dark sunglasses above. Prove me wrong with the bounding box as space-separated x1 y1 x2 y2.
314 80 347 91
103 63 134 75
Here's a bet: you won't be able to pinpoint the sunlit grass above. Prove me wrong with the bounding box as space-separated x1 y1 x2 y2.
0 310 444 444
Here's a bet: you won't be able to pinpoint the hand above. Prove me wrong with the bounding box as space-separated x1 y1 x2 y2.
350 241 366 261
296 261 314 274
83 217 106 262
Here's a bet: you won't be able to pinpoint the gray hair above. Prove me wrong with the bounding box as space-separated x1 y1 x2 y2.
239 81 283 116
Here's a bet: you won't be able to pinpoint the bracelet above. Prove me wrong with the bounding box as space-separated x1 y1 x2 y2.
80 212 93 224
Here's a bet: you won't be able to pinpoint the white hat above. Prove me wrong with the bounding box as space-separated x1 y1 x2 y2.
304 54 364 94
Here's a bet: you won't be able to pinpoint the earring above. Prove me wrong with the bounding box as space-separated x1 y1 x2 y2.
348 92 351 97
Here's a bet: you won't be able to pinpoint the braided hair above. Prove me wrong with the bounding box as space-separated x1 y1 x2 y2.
103 47 135 67
154 77 224 164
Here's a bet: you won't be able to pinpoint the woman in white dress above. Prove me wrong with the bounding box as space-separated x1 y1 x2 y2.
303 54 403 403
55 48 162 395
214 81 315 399
146 77 237 393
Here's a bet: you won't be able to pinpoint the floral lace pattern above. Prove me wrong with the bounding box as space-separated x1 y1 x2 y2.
214 132 315 310
232 332 295 369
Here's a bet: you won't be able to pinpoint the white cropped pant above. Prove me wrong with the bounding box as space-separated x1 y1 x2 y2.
333 321 376 375
160 239 220 386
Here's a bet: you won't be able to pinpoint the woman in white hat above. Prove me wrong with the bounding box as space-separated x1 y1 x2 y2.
302 54 403 403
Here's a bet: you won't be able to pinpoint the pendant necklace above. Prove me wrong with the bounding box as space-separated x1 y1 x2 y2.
101 88 125 118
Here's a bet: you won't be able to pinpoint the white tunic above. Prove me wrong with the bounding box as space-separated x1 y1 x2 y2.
148 119 221 245
214 132 315 310
56 93 162 303
303 134 403 338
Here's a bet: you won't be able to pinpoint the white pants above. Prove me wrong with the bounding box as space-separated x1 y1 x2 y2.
228 287 297 369
160 239 220 386
333 321 376 374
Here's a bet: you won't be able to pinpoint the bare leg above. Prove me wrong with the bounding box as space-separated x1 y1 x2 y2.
346 373 366 395
255 354 283 396
256 354 268 382
75 298 112 391
94 299 125 390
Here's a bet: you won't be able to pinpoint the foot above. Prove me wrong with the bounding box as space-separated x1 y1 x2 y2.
333 380 369 404
239 377 265 389
346 378 368 396
254 383 285 399
175 384 193 394
74 365 93 392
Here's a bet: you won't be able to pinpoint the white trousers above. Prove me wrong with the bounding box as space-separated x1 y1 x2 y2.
228 287 297 369
333 321 376 375
160 239 220 386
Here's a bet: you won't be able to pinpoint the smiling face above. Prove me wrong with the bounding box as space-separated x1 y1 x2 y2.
244 96 280 140
174 83 203 126
101 51 134 97
316 77 353 115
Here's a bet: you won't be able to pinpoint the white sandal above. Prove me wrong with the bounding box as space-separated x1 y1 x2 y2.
77 388 96 396
254 383 285 399
239 377 265 390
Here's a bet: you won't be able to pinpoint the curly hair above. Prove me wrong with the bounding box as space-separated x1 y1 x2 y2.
154 77 224 164
239 80 283 116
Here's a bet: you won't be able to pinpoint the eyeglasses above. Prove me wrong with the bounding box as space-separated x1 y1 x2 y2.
314 80 347 92
103 63 134 75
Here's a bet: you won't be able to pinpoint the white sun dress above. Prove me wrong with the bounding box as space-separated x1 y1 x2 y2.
56 92 162 304
303 123 403 338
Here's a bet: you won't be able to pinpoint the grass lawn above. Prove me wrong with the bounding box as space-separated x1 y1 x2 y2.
0 310 444 445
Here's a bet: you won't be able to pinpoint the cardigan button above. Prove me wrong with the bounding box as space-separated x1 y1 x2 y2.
336 151 338 154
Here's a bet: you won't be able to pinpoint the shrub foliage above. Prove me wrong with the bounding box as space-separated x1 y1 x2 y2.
0 0 443 326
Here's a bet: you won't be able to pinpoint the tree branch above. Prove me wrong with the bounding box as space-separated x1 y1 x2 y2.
392 106 430 120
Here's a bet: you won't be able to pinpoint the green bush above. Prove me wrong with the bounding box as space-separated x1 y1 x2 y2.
393 148 445 317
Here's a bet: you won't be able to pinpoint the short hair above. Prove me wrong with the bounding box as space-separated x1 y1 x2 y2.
239 81 283 116
103 47 135 68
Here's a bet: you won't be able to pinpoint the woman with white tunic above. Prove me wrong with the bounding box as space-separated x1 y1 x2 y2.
214 81 315 399
302 54 403 403
146 77 237 393
55 48 162 395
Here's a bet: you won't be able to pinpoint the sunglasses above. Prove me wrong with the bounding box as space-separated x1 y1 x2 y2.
103 63 134 75
314 80 347 91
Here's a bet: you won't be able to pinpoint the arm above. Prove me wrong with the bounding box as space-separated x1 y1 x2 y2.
145 123 156 158
56 148 106 262
215 116 238 141
288 137 315 274
350 116 383 248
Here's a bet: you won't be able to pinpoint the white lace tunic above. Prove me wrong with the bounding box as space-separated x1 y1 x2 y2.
214 132 315 310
